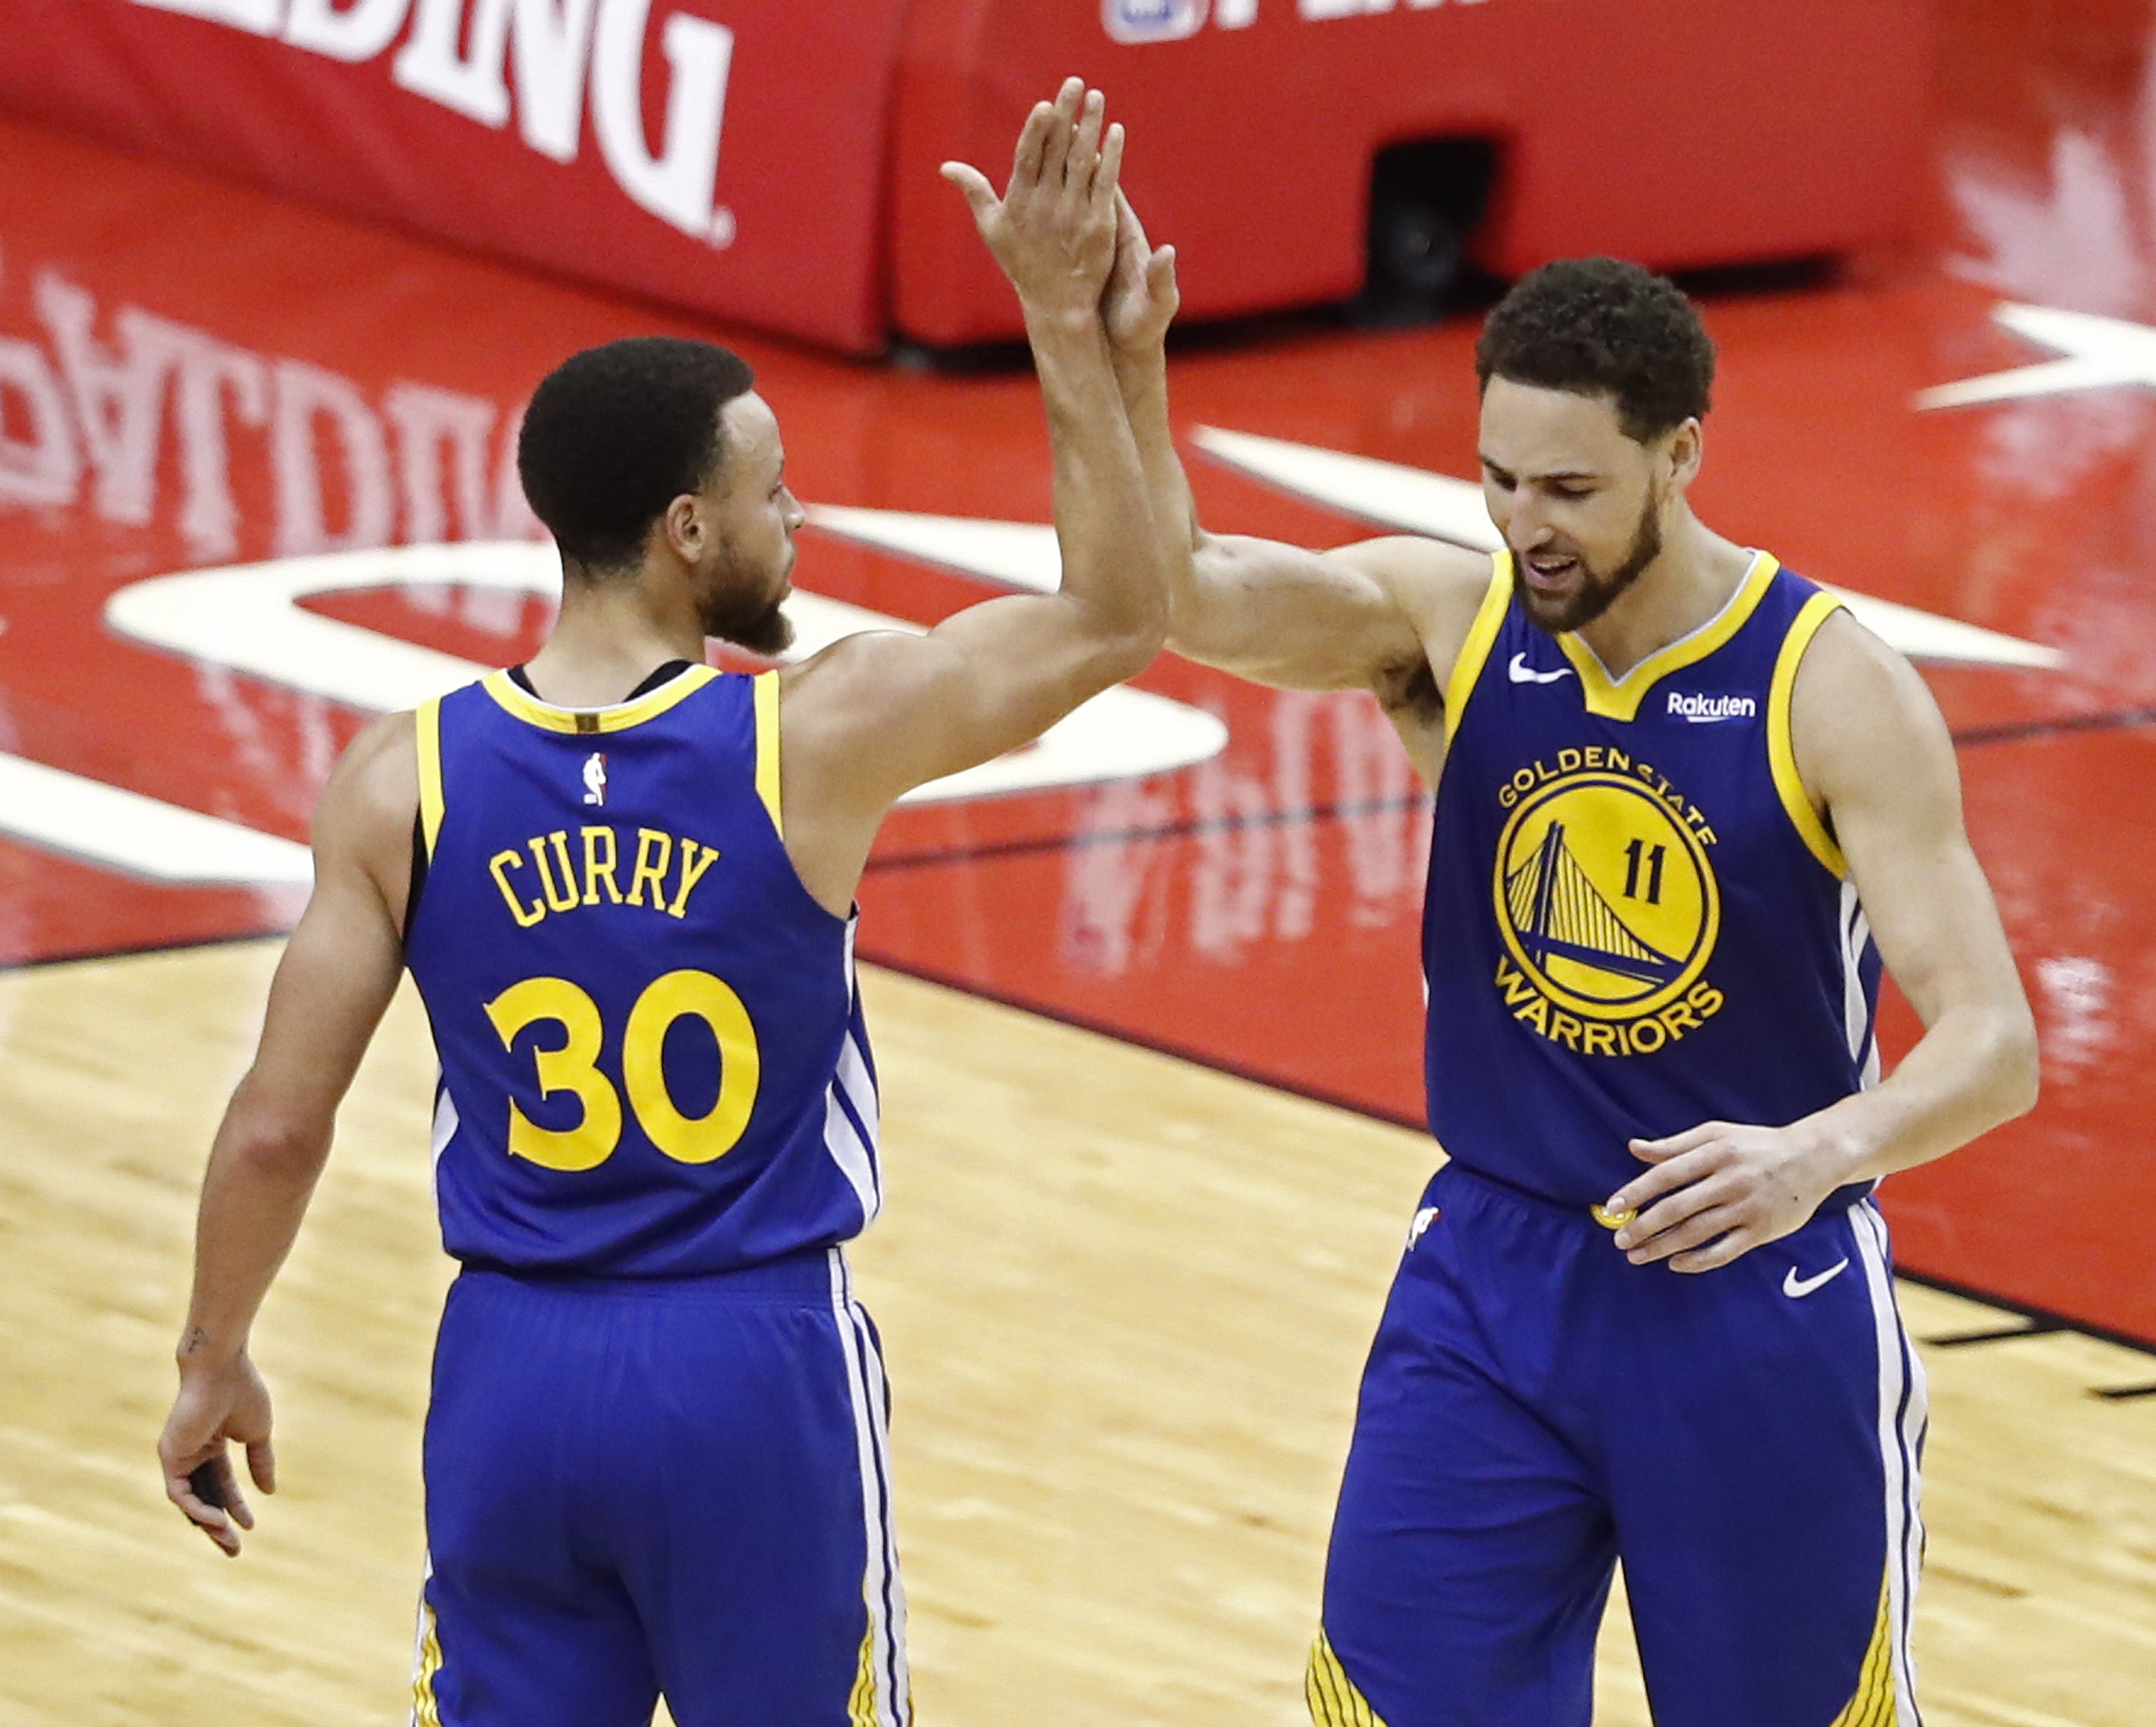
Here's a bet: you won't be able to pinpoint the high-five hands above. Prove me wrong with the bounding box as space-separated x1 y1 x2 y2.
1105 188 1179 355
943 77 1125 324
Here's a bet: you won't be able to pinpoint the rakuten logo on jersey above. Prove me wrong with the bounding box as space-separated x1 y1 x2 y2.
130 0 736 244
1667 692 1759 723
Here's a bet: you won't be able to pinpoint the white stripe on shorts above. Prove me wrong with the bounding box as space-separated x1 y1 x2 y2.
1851 1200 1929 1724
829 1246 911 1725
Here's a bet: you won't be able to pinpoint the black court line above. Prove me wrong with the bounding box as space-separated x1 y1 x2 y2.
1921 1319 2068 1347
0 923 290 976
1898 1267 2156 1374
1950 705 2156 749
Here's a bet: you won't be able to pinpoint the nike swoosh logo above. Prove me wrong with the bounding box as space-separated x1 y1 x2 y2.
1508 652 1574 684
1783 1258 1850 1299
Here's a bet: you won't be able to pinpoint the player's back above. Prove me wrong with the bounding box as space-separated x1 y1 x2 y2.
404 663 881 1276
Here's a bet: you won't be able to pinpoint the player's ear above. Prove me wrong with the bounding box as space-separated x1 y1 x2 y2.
661 493 707 563
1666 418 1704 490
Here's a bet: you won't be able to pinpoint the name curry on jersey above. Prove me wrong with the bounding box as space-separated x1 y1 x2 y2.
487 824 722 927
1490 744 1726 1058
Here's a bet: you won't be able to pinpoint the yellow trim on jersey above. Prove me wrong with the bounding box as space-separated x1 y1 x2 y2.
1443 554 1515 734
754 669 783 838
848 1616 880 1727
1306 1629 1390 1727
1556 551 1781 721
1825 1566 1899 1726
415 696 446 859
1768 590 1850 878
478 664 719 734
411 1601 445 1727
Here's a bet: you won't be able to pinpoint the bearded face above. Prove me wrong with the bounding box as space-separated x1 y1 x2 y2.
697 527 796 657
1509 483 1664 637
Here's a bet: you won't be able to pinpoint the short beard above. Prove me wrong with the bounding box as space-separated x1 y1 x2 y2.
1514 491 1663 636
699 534 796 658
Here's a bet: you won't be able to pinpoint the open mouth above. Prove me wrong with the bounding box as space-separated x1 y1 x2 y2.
1522 552 1581 589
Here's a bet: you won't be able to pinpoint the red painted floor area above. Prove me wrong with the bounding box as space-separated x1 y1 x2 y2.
4 3 2156 1340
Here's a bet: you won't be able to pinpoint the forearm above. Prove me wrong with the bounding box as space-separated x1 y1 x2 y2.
1111 342 1201 566
180 1078 334 1368
1806 1000 2039 1184
1024 304 1167 652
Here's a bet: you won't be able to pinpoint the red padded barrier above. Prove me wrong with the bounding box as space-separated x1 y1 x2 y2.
0 0 909 352
0 1 1929 350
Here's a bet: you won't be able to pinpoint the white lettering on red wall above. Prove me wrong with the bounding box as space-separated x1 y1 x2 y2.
129 0 736 241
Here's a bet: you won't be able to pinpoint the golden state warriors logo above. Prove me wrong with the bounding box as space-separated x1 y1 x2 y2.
1491 748 1726 1057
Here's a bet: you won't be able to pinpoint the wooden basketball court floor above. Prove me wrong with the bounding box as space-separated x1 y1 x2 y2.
3 941 2151 1727
7 1 2156 1720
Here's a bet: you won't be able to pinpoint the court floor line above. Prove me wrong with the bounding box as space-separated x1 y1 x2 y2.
1950 705 2156 748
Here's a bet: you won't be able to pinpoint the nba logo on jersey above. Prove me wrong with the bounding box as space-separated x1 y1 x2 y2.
582 752 607 806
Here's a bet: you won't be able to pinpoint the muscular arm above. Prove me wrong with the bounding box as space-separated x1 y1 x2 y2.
157 713 415 1553
1789 615 2039 1171
776 85 1170 914
1102 191 1487 701
1609 614 2039 1270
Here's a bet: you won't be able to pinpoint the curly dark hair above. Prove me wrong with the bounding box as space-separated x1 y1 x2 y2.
518 337 757 570
1474 258 1714 442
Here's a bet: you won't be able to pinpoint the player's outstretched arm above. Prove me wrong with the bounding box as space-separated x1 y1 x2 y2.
1100 186 1487 696
157 713 414 1554
1607 614 2039 1271
775 81 1168 911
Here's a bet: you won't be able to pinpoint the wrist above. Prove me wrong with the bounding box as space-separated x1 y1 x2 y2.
177 1324 248 1375
1110 339 1168 397
1022 298 1107 345
1804 1109 1877 1189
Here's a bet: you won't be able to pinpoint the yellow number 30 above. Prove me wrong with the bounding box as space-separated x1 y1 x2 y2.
482 970 761 1171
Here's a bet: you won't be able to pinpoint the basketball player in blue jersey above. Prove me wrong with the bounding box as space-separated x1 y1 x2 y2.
1099 221 2038 1724
154 80 1166 1727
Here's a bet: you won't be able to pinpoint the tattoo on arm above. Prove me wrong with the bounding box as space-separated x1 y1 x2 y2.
184 1327 209 1356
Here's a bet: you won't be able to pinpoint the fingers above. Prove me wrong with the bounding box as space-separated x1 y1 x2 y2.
1091 121 1126 215
939 160 999 224
1628 1122 1722 1162
1010 97 1059 188
1069 87 1106 190
246 1436 277 1496
1623 1194 1743 1265
1668 1230 1759 1274
1605 1148 1711 1223
166 1454 244 1557
1146 244 1179 302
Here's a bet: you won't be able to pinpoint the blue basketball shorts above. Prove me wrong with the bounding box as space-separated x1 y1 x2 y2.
408 1248 909 1727
1310 1161 1927 1727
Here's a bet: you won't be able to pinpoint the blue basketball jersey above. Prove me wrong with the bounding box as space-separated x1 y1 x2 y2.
1423 552 1882 1206
405 666 882 1276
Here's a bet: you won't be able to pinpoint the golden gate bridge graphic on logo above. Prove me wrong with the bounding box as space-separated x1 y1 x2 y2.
1504 820 1682 995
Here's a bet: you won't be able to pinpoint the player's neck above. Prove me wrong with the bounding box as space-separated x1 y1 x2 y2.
522 571 706 708
1571 517 1754 681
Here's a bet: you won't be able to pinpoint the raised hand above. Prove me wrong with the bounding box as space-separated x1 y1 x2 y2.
942 77 1125 324
1106 187 1180 355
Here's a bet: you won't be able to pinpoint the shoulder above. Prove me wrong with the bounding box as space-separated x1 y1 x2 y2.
314 709 420 858
1339 536 1500 714
1789 605 1956 807
1334 535 1493 618
1792 606 1938 729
